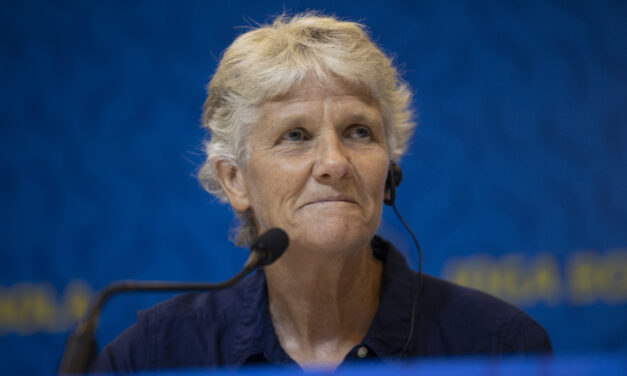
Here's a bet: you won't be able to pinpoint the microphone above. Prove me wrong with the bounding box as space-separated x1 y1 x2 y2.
58 228 289 375
244 227 289 268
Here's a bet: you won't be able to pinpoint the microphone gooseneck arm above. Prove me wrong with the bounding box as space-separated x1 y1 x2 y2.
58 228 288 375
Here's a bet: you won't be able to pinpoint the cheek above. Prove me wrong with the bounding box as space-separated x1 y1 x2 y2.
246 156 306 208
362 156 390 197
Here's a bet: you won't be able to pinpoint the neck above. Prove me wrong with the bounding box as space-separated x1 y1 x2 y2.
264 241 382 368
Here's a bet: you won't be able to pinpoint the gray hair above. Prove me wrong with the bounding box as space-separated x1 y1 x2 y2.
198 12 416 246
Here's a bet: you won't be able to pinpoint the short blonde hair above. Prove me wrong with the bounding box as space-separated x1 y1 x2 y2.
199 13 416 245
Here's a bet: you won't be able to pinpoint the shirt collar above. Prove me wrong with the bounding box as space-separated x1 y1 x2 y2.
362 235 420 359
230 269 292 365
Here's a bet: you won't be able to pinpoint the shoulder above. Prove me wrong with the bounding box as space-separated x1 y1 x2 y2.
419 274 552 354
90 272 263 372
370 236 551 355
139 280 248 328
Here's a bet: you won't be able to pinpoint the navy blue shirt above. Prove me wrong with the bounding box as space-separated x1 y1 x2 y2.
91 236 552 372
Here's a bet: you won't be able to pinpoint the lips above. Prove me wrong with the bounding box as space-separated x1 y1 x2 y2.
303 195 357 207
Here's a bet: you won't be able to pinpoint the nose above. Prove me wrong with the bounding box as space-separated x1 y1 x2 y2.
312 131 352 184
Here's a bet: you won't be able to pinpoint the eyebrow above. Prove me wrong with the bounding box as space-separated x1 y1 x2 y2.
342 111 382 125
272 114 310 129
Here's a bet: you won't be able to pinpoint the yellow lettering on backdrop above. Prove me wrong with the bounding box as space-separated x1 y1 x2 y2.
605 249 627 303
568 248 627 304
0 280 93 335
0 288 18 331
446 249 627 306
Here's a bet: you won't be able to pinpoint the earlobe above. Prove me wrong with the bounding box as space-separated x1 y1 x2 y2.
215 160 251 212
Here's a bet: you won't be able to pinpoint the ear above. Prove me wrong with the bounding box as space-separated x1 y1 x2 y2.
215 160 251 212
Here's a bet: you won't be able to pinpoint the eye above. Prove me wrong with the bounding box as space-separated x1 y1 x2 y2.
345 125 372 139
281 128 309 142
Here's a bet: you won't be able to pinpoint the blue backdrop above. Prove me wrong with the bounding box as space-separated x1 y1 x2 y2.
1 1 625 374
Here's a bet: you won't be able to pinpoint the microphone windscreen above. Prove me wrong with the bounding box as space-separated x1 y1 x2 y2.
251 228 289 266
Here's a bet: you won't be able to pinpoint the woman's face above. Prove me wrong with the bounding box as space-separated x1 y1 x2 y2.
227 80 389 254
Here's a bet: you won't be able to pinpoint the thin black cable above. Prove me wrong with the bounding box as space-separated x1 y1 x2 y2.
393 202 424 358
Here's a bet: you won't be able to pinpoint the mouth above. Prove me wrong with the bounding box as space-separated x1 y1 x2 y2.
303 196 357 207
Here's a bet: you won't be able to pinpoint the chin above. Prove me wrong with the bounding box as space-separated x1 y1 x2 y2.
293 223 374 253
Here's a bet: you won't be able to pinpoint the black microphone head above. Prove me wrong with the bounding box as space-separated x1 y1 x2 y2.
251 228 289 266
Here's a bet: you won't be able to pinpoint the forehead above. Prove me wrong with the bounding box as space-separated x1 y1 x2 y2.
259 78 382 122
274 77 376 102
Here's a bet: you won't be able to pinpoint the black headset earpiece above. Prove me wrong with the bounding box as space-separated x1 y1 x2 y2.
384 162 402 206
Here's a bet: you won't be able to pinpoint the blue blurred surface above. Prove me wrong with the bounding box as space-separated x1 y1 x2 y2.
94 355 627 376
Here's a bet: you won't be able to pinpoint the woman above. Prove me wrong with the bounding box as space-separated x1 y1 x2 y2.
92 13 551 372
